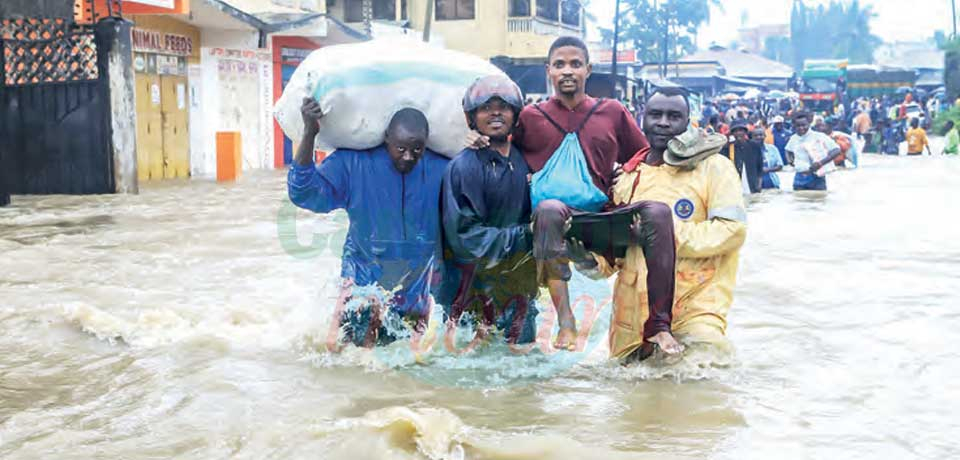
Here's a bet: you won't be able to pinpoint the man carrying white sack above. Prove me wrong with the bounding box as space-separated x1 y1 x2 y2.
288 98 449 348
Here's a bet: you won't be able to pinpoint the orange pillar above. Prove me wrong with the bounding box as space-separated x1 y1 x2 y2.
216 132 242 182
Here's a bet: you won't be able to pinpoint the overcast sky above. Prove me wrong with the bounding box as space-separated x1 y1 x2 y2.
587 0 954 47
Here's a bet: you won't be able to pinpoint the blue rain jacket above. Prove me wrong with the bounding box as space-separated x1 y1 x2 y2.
438 147 539 343
288 145 449 318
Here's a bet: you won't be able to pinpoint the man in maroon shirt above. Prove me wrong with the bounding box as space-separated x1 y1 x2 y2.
471 37 681 355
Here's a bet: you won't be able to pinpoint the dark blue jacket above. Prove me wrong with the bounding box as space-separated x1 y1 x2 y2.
438 147 539 343
772 126 793 163
288 145 449 317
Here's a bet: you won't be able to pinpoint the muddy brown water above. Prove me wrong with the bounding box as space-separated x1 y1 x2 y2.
1 152 958 459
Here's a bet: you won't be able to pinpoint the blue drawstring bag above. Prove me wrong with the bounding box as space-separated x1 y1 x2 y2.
530 99 609 212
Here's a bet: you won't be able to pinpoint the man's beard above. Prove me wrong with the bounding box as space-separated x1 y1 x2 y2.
488 134 510 144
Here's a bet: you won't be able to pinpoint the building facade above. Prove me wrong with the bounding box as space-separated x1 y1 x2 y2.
121 0 353 179
326 0 582 59
324 0 584 96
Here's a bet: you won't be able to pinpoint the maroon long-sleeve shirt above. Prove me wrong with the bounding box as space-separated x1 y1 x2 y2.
513 96 650 192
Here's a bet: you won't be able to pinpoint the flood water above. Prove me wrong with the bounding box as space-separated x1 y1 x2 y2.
1 151 958 459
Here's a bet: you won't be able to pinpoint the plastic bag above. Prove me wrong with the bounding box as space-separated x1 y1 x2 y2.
530 133 609 212
274 39 506 158
801 135 837 177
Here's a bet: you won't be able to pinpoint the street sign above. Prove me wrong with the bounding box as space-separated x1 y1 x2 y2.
593 49 637 64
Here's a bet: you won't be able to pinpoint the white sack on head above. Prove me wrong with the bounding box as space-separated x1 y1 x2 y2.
274 39 508 158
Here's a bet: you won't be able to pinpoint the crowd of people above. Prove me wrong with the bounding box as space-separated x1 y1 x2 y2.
689 87 960 193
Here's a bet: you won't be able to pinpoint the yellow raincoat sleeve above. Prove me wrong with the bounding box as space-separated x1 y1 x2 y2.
675 156 747 259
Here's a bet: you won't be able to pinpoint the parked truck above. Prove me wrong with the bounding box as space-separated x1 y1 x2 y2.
799 59 848 113
846 65 917 100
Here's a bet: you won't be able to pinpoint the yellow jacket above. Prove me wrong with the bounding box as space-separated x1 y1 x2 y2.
593 153 747 358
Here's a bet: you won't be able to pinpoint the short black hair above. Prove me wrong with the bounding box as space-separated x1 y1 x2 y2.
945 120 955 130
910 117 920 128
646 86 690 114
548 36 590 63
792 111 811 123
387 108 429 138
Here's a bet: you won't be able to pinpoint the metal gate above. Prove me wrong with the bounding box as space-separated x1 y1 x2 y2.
0 17 114 195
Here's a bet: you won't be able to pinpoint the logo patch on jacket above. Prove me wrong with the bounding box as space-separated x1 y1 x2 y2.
674 198 695 219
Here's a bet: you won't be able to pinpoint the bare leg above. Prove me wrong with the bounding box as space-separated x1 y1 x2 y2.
532 199 578 351
547 279 577 351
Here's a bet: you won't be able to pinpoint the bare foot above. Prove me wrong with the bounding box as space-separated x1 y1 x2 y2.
554 327 578 351
647 331 684 355
624 332 684 364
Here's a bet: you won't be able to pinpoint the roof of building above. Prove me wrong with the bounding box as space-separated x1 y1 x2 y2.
874 42 944 70
638 61 724 79
680 46 794 79
192 0 367 39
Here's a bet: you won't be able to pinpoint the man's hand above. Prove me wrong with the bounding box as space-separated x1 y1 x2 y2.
628 214 645 244
610 164 625 193
465 130 491 149
566 237 596 269
805 160 822 175
301 97 324 135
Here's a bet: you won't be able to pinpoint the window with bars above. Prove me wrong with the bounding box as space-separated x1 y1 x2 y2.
373 0 396 20
536 0 559 21
537 0 581 26
561 0 581 27
345 0 363 22
509 0 530 17
345 0 397 22
436 0 475 21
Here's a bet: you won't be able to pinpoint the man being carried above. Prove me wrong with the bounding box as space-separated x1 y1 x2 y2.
289 99 449 347
472 37 681 353
568 87 747 360
440 76 539 345
785 112 842 191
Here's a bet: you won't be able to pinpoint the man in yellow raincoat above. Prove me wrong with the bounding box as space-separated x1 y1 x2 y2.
569 86 746 361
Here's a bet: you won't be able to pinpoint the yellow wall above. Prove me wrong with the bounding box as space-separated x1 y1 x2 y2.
330 0 579 60
405 0 507 59
128 14 202 65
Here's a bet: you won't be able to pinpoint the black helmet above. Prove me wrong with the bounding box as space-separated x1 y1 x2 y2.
462 75 524 113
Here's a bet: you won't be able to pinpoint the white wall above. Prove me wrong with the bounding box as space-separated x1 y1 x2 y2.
193 47 274 178
187 64 208 177
201 28 260 50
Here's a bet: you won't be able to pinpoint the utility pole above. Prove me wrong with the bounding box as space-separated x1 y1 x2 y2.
953 0 958 39
611 0 622 99
423 0 434 42
661 3 669 79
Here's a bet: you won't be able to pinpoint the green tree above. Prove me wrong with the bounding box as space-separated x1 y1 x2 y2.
599 0 720 64
784 0 881 69
763 35 794 65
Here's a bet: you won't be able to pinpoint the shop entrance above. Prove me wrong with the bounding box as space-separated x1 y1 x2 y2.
134 52 189 180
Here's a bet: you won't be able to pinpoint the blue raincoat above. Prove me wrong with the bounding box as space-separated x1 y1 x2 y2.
288 145 449 319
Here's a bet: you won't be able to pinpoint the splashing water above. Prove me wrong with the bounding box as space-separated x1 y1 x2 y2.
4 152 959 459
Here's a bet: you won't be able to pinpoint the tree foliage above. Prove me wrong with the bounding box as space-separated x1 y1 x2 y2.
776 0 881 69
599 0 719 64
